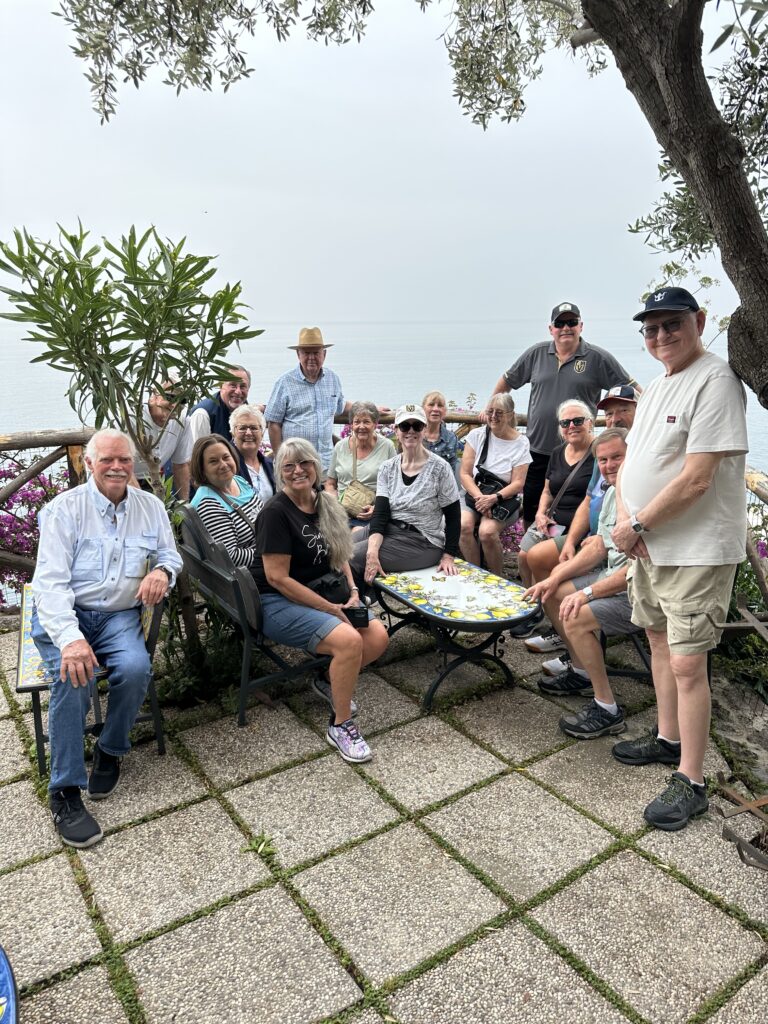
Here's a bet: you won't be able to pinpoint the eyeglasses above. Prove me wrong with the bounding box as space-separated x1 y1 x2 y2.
398 421 425 433
283 460 314 474
485 410 506 419
559 416 587 428
235 426 262 434
553 318 580 329
638 317 685 340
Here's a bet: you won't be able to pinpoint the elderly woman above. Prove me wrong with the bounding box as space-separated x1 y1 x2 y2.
251 439 389 764
517 399 595 587
190 434 263 566
351 404 462 587
422 391 460 472
459 393 531 575
324 400 396 530
229 404 275 502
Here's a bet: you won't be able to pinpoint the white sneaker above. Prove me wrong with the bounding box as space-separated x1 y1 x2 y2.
525 630 565 654
542 656 570 677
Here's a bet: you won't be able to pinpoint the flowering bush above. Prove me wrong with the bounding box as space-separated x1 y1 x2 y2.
0 456 68 605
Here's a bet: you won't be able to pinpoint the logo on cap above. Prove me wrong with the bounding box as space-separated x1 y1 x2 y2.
558 303 573 313
654 291 666 302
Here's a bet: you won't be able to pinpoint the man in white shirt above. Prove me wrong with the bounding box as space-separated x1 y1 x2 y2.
611 287 748 832
31 429 182 848
130 381 194 499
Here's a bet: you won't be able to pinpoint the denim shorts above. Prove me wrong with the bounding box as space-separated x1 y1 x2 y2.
259 592 346 653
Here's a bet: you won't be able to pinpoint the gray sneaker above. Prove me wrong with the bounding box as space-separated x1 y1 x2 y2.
559 700 626 740
525 630 565 654
312 676 358 718
327 718 372 763
644 772 709 831
612 729 680 766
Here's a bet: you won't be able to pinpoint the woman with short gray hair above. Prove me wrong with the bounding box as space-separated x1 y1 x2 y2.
325 400 396 533
229 404 275 501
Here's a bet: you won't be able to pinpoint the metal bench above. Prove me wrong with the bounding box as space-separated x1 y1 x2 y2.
178 506 331 725
16 583 166 777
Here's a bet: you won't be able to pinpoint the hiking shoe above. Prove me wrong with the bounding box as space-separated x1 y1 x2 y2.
327 718 372 764
559 700 626 739
542 655 571 677
50 787 103 848
87 742 122 800
311 676 358 718
508 606 544 638
644 772 709 831
538 668 593 697
612 729 681 766
525 630 565 654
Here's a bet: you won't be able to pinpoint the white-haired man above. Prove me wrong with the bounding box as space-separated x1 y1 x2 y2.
31 429 182 848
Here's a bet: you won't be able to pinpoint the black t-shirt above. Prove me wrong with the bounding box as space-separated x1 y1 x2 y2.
546 444 595 528
251 492 332 595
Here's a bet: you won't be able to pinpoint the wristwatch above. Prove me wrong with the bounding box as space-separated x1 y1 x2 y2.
156 566 173 582
630 514 647 534
581 586 594 602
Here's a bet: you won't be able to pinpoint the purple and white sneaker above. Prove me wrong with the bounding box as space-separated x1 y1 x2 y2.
327 718 372 763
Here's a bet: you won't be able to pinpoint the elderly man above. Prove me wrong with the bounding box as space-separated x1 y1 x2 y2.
31 429 182 848
492 301 637 525
187 365 251 446
611 287 748 831
131 380 194 500
524 429 637 738
265 327 347 471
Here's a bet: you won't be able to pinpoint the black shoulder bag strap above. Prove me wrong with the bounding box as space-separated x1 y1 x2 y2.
219 490 260 538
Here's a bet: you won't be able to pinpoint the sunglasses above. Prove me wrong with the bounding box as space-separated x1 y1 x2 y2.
638 316 686 340
559 416 587 428
553 318 580 329
398 421 425 433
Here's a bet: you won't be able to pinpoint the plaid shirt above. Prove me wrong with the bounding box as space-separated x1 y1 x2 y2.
265 365 345 469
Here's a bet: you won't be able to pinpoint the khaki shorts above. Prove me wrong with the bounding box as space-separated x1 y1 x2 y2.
627 561 737 656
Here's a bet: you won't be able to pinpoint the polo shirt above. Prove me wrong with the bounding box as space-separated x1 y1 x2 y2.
504 340 635 455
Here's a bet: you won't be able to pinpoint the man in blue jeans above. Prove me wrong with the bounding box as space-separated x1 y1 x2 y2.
32 429 182 848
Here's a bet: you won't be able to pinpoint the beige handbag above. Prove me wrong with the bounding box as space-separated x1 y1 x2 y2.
340 439 376 517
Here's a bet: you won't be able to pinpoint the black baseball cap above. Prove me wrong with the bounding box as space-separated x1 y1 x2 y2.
596 385 638 410
550 302 581 323
633 287 700 321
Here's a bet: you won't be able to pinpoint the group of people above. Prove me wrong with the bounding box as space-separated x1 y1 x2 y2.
30 288 749 850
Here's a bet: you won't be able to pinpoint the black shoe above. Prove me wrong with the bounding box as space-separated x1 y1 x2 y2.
508 606 544 639
50 787 103 848
559 700 627 739
538 668 594 697
87 742 122 800
644 772 709 832
612 728 681 766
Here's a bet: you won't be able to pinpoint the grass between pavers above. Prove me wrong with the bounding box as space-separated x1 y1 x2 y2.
3 637 766 1024
686 952 768 1023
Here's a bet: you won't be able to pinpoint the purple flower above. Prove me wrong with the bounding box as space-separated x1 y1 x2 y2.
757 539 768 560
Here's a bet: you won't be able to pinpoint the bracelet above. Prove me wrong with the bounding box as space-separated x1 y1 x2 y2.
350 586 359 592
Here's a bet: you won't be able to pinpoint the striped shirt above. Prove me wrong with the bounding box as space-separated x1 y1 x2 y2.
190 477 263 567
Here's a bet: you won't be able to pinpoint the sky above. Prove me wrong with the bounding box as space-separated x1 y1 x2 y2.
0 0 738 328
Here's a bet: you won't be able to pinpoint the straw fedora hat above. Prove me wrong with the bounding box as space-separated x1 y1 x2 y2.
288 327 333 350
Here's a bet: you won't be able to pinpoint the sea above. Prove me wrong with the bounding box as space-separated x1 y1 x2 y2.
1 318 766 468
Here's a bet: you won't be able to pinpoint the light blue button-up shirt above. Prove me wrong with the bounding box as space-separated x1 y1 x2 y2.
264 365 345 469
32 477 182 650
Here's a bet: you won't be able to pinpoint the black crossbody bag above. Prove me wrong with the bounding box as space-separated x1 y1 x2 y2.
465 427 521 522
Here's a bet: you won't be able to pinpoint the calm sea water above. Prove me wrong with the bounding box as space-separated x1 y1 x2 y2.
1 319 766 467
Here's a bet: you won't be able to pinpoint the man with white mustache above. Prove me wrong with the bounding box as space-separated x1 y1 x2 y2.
31 429 182 849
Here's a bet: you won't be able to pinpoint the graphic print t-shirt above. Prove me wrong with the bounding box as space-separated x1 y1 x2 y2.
251 491 332 595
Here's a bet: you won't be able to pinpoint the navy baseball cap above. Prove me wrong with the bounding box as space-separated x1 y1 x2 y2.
596 385 638 410
550 301 581 322
633 287 699 321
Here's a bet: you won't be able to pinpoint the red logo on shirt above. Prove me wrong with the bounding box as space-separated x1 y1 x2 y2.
666 415 676 423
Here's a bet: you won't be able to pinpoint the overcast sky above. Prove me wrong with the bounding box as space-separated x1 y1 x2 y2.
0 0 738 329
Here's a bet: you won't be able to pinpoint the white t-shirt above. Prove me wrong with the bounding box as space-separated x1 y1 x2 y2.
133 405 194 480
621 352 748 565
464 426 532 482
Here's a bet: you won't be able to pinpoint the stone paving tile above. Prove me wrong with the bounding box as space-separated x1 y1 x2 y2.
80 800 269 943
498 636 549 680
0 855 100 987
373 620 434 666
228 755 400 868
0 682 10 716
0 716 29 779
0 630 17 672
83 743 207 831
361 717 505 811
640 796 768 925
21 966 129 1023
425 775 613 900
708 966 768 1024
531 851 765 1024
178 703 325 787
126 887 362 1024
528 708 729 832
293 669 421 735
452 686 567 762
375 651 491 703
390 921 627 1024
0 779 59 869
350 1012 385 1024
293 823 506 984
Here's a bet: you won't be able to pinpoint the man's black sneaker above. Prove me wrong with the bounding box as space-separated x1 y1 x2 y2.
644 772 709 832
87 742 122 800
508 606 544 639
50 787 103 848
612 728 681 766
538 668 594 697
559 700 627 739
